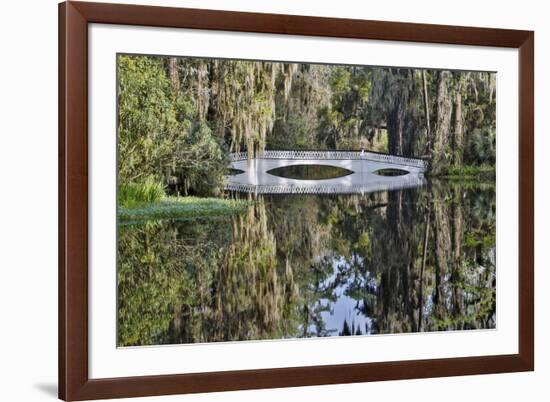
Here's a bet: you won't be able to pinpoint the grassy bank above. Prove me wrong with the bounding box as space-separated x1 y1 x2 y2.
118 180 249 222
119 196 249 222
436 165 495 180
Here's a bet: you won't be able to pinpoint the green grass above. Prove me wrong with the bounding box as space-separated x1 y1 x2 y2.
118 196 250 222
119 180 165 208
440 165 495 180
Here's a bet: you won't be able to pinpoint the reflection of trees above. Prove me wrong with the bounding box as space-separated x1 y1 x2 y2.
371 189 425 334
118 182 496 346
316 181 496 335
118 199 302 346
438 182 495 330
207 198 300 341
264 195 335 336
117 219 233 346
314 190 426 334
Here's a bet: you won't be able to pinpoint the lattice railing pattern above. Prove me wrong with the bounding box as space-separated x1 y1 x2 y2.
224 178 425 195
228 150 427 169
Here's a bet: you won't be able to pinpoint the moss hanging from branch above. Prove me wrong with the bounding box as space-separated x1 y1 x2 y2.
197 61 298 157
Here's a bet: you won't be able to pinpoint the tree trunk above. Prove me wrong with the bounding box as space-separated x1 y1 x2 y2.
451 187 464 320
421 70 431 155
432 70 453 174
433 183 451 314
453 74 465 166
387 96 406 155
196 60 209 121
418 197 431 332
168 57 179 90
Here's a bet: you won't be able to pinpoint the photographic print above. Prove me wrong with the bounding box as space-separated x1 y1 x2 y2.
116 54 496 347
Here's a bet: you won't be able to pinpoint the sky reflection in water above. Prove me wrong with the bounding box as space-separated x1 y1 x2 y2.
117 180 496 346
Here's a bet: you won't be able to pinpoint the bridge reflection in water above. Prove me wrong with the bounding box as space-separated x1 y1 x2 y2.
224 150 427 195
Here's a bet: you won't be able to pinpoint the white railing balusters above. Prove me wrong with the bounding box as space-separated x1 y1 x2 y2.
224 175 426 195
229 150 427 169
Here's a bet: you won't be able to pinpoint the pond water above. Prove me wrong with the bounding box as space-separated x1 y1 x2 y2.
117 180 496 346
267 164 354 180
373 168 410 177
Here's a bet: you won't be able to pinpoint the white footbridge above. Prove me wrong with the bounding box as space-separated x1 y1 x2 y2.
224 150 427 195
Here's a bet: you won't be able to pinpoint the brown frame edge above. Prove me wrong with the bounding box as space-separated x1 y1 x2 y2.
59 1 534 400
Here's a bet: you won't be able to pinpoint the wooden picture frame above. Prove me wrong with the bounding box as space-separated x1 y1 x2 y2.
59 1 534 400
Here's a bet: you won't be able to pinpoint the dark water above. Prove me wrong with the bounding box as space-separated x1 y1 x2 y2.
117 180 496 346
267 164 353 180
373 168 410 176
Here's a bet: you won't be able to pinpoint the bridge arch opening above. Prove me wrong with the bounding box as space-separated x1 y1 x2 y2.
227 168 245 176
373 168 410 177
267 164 354 180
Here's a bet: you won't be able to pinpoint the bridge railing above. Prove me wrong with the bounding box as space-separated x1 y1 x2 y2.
229 150 427 169
228 151 248 161
224 176 426 195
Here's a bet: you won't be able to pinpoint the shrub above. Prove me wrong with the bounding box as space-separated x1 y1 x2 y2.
119 180 165 208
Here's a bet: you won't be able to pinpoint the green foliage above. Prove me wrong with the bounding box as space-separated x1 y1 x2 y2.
270 65 332 150
118 55 191 183
118 180 165 209
444 164 495 179
118 54 496 189
118 200 302 346
117 218 235 346
466 127 496 166
318 67 372 149
464 230 496 249
115 54 498 345
378 130 389 152
461 73 497 166
174 123 228 196
369 68 425 156
117 55 227 196
355 231 371 256
330 68 352 96
431 260 496 331
118 182 496 344
178 59 298 156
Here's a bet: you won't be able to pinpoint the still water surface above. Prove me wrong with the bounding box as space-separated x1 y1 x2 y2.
117 180 496 346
